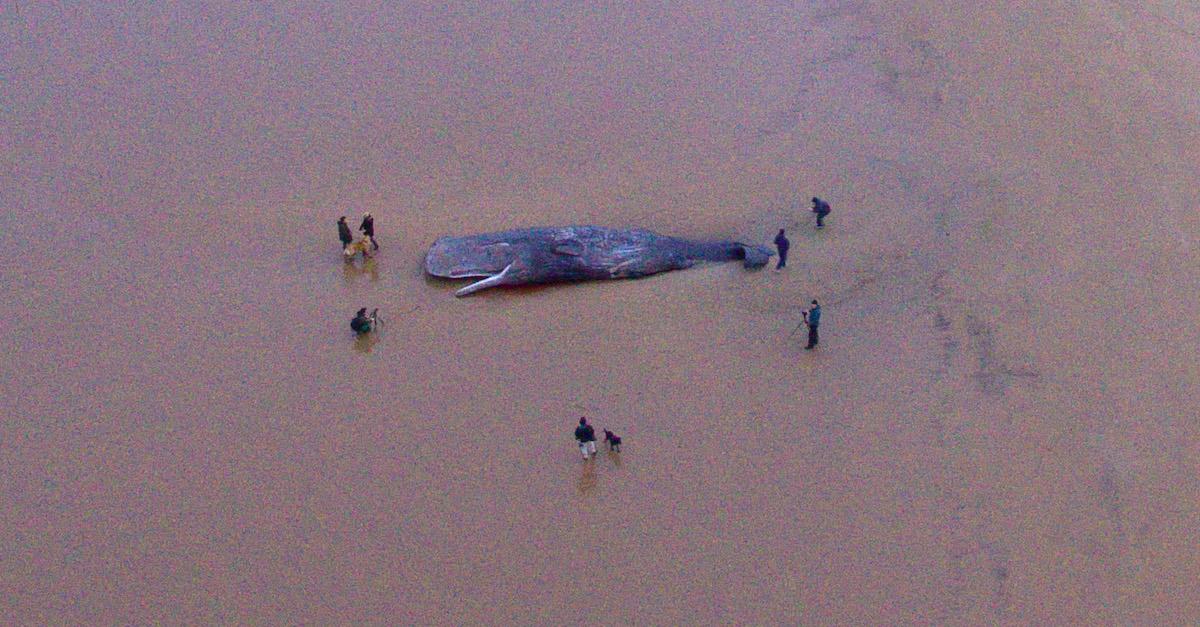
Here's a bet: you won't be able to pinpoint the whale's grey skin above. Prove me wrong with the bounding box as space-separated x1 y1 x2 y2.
425 226 774 296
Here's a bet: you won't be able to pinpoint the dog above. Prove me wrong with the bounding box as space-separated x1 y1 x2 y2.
343 236 373 260
603 429 622 452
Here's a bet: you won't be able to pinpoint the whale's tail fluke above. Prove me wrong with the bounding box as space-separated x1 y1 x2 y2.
455 262 515 297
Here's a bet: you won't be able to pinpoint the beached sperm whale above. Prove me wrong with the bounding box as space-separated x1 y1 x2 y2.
424 226 774 296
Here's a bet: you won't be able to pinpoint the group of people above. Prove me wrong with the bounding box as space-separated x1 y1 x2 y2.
573 417 621 460
772 196 831 271
335 199 825 462
338 195 830 349
338 213 378 255
771 196 830 350
340 213 381 335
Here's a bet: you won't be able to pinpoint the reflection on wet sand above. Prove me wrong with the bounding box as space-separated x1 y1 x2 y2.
342 258 380 286
353 330 379 354
576 460 598 496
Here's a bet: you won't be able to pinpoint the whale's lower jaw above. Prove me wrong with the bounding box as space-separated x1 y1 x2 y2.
455 262 515 297
446 271 491 279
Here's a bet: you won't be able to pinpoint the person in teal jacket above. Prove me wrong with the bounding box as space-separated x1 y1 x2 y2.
351 308 377 335
804 300 821 349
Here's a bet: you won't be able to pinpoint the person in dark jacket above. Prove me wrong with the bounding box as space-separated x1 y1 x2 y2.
803 299 821 349
338 216 353 249
359 212 378 250
351 307 377 335
774 229 790 270
811 197 831 229
574 417 597 459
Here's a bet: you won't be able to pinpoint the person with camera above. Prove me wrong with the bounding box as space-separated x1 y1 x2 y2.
350 307 379 335
803 299 821 350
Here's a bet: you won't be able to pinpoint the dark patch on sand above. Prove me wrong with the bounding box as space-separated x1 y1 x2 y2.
980 539 1013 614
810 0 868 25
928 270 960 386
965 313 1039 398
936 498 1014 621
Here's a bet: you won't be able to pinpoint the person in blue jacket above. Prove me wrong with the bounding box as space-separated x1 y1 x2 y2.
811 197 831 229
804 300 821 349
774 229 790 270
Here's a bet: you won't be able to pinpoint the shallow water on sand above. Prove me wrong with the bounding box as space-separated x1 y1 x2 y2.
3 2 1199 623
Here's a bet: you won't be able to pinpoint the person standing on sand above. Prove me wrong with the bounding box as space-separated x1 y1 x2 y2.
803 299 821 350
811 197 831 229
574 417 597 460
774 228 790 270
338 216 353 249
359 212 378 250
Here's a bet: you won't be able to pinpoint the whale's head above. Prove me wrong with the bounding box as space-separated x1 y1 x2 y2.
424 236 518 278
424 236 521 296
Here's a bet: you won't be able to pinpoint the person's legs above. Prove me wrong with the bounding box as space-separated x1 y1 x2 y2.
816 212 825 228
371 235 379 250
776 250 786 269
579 442 589 459
588 441 597 456
806 325 818 349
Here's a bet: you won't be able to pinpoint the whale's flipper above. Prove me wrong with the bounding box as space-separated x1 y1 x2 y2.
455 262 514 297
739 244 773 269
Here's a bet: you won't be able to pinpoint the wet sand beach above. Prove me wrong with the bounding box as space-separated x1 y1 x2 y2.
3 2 1199 623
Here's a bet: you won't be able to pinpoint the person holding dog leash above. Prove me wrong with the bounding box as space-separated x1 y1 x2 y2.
574 417 597 460
359 212 378 250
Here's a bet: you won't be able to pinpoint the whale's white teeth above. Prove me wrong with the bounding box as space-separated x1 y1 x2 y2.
454 262 514 297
